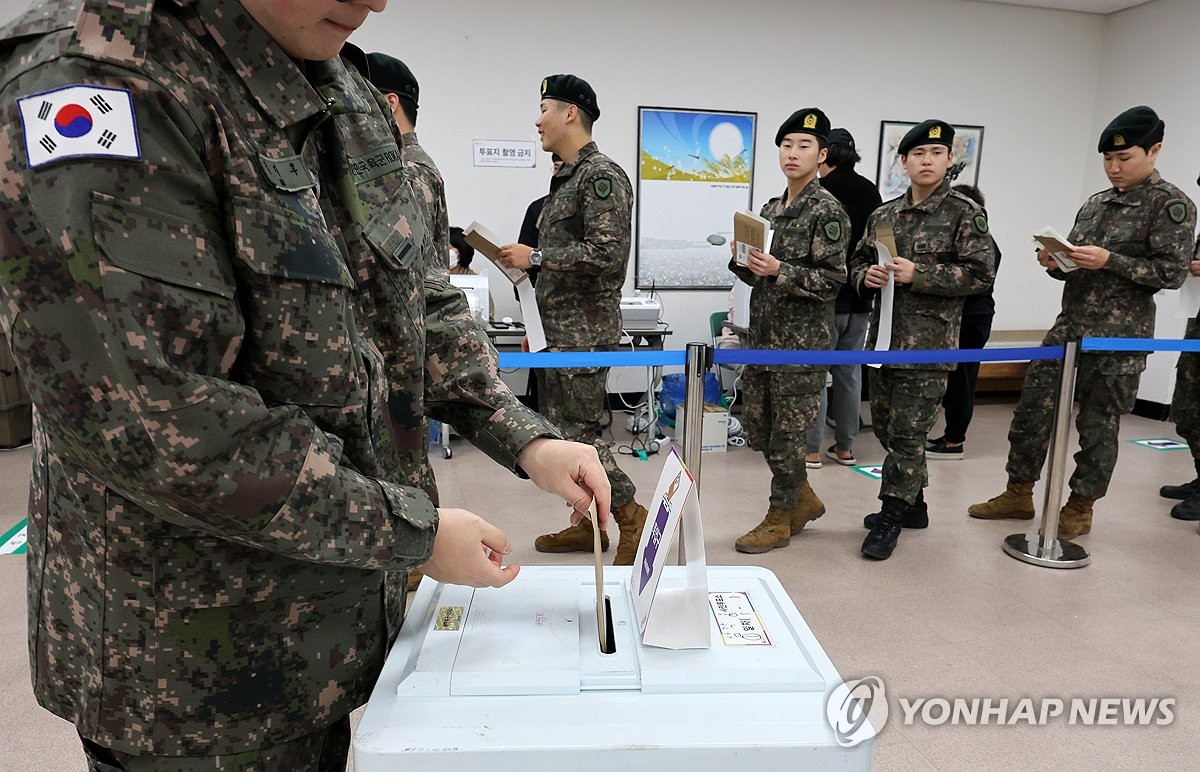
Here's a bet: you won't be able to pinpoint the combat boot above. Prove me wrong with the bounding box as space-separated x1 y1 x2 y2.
1057 492 1095 539
735 506 793 554
612 500 649 566
1160 458 1200 499
862 497 906 560
864 490 929 530
788 482 826 534
1170 494 1200 521
535 518 609 553
968 479 1036 520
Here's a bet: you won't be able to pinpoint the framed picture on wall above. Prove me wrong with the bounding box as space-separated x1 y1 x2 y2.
635 106 757 289
876 120 985 200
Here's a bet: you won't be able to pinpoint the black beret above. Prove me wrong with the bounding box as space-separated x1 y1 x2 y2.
541 74 599 121
827 128 856 149
775 108 831 146
366 52 418 109
1098 106 1164 153
899 120 954 155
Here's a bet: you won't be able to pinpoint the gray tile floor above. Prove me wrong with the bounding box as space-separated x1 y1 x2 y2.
1 399 1198 770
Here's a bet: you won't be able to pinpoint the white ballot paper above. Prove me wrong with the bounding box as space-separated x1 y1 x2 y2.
1176 275 1200 320
869 240 897 369
463 221 547 352
630 446 710 650
1032 226 1080 273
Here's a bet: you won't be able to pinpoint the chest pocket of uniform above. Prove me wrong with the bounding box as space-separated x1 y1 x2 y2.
92 193 240 407
775 221 813 263
544 197 584 239
1106 203 1151 253
229 195 363 408
911 237 956 266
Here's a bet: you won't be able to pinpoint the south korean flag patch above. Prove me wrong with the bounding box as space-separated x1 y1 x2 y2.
17 84 141 169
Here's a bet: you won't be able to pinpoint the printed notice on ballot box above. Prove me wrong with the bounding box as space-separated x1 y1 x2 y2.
709 591 772 646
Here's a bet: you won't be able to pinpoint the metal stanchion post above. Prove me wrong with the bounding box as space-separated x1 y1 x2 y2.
1002 341 1090 569
678 342 711 564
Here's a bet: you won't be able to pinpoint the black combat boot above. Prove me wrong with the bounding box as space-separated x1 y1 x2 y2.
1170 494 1200 521
863 489 929 530
1161 457 1200 500
861 497 906 560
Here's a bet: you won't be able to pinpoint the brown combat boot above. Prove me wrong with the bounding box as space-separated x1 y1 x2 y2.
612 500 649 566
535 518 610 553
968 479 1036 520
735 506 793 554
1057 492 1095 539
789 482 826 534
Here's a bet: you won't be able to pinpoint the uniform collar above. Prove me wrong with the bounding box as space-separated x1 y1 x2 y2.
558 141 599 178
1102 169 1161 200
901 178 952 213
776 176 821 216
194 0 326 130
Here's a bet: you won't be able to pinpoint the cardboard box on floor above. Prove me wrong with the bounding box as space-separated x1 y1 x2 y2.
675 403 729 454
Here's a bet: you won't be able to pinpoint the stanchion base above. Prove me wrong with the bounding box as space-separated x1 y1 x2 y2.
1002 533 1090 569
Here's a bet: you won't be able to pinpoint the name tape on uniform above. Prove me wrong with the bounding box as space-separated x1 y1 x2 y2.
18 85 141 168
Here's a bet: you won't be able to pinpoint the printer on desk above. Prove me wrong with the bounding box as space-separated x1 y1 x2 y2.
620 295 662 331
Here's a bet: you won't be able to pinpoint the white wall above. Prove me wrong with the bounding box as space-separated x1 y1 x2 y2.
1088 0 1200 404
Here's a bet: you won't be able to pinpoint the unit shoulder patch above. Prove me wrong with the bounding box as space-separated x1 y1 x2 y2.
591 173 613 200
1168 201 1188 224
823 220 842 242
17 84 141 169
972 214 989 235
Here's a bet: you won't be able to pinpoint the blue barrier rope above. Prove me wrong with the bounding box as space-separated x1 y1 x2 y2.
1083 337 1200 353
497 346 1063 369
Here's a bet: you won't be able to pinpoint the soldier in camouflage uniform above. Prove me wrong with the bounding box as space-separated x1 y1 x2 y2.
728 108 849 554
850 120 996 561
971 107 1196 539
357 49 450 591
498 74 648 565
1160 238 1200 523
0 1 614 768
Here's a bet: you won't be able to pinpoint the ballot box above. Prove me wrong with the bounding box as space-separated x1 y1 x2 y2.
353 565 874 770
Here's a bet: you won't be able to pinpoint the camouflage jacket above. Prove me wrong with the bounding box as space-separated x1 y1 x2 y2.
0 0 556 756
536 141 633 349
401 131 451 272
729 178 849 378
1044 171 1196 372
849 180 997 371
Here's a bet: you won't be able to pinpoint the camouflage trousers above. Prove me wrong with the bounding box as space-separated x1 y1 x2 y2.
82 716 350 772
1171 317 1200 456
1006 354 1139 499
537 364 636 507
742 367 822 508
870 368 948 505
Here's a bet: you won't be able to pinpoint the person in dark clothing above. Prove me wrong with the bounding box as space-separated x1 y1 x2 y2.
805 128 883 468
517 153 564 287
926 183 1001 459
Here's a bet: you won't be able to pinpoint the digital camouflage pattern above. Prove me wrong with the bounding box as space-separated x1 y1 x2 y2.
730 179 849 507
1006 172 1196 498
0 0 557 757
848 180 997 504
533 140 637 506
535 140 632 349
401 131 451 275
848 181 997 372
1172 238 1200 457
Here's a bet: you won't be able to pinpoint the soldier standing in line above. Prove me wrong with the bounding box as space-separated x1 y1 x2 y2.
851 120 997 561
729 108 850 554
0 0 612 768
498 74 649 565
358 50 451 592
970 106 1196 539
1159 237 1200 524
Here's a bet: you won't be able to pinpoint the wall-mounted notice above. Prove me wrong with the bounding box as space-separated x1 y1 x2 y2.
473 139 537 168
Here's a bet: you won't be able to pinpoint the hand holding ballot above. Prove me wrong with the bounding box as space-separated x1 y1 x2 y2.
744 247 781 278
496 242 534 270
1032 226 1110 272
865 255 915 287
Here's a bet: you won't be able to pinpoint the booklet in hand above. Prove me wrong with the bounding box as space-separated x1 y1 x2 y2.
463 221 529 285
733 211 769 267
1032 227 1080 273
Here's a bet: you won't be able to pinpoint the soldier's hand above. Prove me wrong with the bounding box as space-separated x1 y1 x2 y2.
420 508 520 588
747 248 781 277
517 438 612 530
1067 245 1110 270
1036 248 1059 270
1189 259 1200 277
864 264 891 289
498 244 534 269
890 256 916 284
